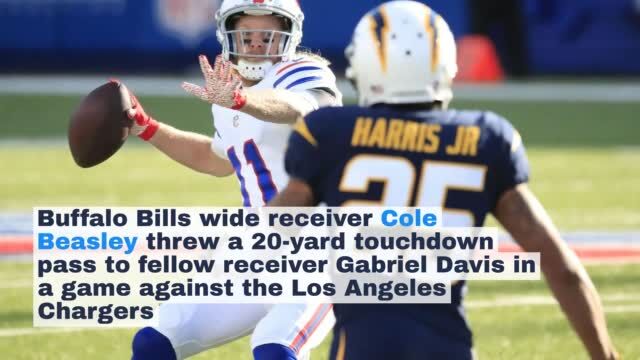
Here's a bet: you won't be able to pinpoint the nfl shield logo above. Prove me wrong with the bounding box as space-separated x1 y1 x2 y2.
156 0 221 46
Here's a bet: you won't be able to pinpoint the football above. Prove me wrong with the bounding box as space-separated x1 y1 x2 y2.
68 80 133 168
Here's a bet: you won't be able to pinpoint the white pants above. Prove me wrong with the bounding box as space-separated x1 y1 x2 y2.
154 303 335 360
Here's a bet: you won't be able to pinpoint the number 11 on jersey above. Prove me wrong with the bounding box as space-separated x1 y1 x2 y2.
227 140 278 206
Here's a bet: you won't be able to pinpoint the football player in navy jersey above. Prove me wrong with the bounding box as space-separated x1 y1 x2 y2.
268 1 619 359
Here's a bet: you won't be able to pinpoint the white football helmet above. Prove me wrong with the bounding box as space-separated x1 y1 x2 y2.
216 0 304 80
346 1 457 107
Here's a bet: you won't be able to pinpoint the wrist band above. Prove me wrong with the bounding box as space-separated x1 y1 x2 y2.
138 118 160 141
231 90 247 110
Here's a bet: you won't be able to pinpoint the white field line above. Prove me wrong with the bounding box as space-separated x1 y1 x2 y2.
0 293 637 337
582 258 640 265
0 280 31 289
603 305 640 313
2 75 640 102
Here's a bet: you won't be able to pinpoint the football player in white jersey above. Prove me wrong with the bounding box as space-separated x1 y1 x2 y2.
127 1 341 359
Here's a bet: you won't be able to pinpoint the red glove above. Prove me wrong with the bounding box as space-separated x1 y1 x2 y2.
181 55 247 110
111 79 160 141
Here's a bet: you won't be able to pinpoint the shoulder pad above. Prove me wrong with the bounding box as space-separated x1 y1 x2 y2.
263 57 338 94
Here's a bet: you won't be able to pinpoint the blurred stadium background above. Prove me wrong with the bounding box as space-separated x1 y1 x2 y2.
0 0 639 359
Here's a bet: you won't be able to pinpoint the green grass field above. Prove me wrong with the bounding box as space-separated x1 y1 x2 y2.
0 93 638 359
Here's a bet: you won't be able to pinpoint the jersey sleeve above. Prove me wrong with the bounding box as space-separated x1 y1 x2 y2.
295 88 343 113
271 58 342 101
284 109 332 201
490 112 530 199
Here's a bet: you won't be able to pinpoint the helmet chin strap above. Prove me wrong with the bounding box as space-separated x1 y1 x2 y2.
235 59 275 81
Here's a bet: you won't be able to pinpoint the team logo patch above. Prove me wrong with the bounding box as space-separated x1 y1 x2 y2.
156 0 221 46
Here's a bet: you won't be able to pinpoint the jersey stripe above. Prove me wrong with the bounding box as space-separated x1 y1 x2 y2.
288 304 333 354
285 76 323 90
294 119 318 146
335 330 347 360
276 60 312 75
273 66 323 88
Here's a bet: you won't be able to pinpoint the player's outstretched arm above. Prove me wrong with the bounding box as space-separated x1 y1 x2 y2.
182 55 328 125
127 91 234 177
494 184 619 360
147 123 234 177
238 88 323 125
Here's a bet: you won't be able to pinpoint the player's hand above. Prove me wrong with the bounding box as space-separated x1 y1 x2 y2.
114 79 159 141
181 55 247 110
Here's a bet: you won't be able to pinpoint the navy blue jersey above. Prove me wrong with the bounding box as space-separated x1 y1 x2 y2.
286 105 528 224
285 105 530 346
328 313 474 360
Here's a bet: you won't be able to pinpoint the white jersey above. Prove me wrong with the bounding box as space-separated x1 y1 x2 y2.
211 56 342 206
